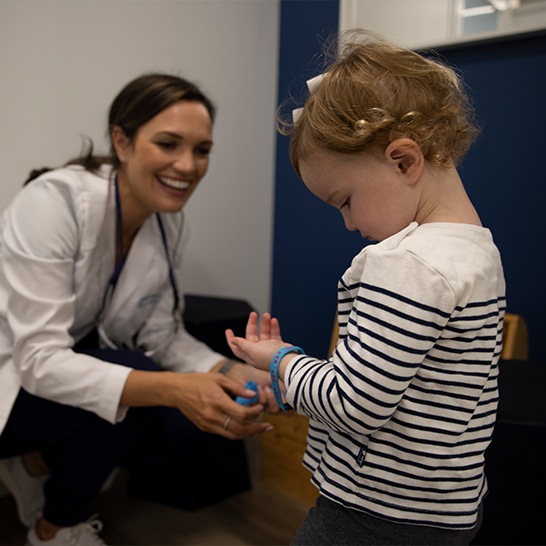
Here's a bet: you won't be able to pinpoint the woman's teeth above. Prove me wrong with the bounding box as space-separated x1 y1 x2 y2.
158 176 190 190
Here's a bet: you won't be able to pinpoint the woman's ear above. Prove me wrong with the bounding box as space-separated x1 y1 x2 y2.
111 126 131 163
384 138 424 184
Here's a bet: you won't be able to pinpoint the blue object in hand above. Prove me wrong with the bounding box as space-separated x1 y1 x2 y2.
235 381 259 406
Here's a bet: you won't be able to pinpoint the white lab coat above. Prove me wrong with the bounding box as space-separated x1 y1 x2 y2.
0 164 223 435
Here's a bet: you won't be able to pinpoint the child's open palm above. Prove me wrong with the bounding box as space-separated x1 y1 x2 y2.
225 312 290 371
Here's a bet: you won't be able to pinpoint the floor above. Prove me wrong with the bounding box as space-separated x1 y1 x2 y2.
0 439 310 546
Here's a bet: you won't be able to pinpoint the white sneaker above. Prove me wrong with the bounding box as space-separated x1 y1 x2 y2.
26 514 106 546
0 456 46 526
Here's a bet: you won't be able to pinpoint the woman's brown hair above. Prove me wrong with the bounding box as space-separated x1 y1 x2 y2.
25 73 215 184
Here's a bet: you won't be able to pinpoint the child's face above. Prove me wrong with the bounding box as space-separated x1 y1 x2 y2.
299 148 419 242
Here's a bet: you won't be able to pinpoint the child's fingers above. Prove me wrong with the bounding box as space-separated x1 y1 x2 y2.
225 330 247 362
270 317 282 340
225 332 237 354
259 313 272 340
225 328 237 350
245 312 260 341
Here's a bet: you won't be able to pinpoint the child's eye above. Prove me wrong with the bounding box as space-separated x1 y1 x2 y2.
340 198 350 210
196 146 212 157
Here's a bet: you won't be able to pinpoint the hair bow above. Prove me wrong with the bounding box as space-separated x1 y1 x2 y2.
292 73 325 123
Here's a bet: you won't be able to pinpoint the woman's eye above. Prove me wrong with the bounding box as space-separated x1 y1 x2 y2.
196 146 212 157
156 141 177 150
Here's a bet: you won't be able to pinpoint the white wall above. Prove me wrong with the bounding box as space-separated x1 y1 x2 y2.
340 0 452 49
339 0 546 50
0 0 279 313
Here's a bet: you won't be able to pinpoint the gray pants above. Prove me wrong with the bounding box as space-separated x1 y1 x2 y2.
292 495 483 545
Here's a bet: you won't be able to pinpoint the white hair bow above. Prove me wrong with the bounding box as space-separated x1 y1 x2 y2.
292 73 325 123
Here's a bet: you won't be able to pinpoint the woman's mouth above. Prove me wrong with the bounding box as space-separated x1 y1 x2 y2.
157 175 191 191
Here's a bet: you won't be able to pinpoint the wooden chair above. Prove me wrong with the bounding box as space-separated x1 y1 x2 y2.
501 313 529 360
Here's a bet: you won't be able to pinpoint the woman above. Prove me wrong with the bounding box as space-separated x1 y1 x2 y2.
0 73 275 546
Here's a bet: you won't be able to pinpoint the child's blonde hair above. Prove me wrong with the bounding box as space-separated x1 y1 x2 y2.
282 30 480 174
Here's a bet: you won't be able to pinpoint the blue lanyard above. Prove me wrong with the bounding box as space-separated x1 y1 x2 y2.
111 175 125 285
111 175 179 311
156 214 180 312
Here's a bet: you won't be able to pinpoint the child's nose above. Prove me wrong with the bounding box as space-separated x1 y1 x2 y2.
341 209 356 232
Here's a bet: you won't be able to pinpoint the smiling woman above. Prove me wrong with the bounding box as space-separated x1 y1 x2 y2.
0 73 277 546
112 100 214 237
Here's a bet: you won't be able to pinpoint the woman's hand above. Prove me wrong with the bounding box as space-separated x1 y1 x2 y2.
120 369 273 440
170 371 275 439
224 363 280 414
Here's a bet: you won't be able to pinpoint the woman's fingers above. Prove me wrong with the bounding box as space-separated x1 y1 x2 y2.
217 416 273 439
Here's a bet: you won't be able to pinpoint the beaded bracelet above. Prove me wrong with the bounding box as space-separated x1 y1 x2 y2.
270 346 304 411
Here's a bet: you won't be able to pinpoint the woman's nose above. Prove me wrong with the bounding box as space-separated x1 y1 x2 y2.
173 149 196 173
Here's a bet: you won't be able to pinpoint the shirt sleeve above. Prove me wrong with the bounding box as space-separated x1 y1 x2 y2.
284 248 455 435
1 179 132 424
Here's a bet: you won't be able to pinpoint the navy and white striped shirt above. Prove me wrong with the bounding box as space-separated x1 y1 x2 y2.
285 222 506 530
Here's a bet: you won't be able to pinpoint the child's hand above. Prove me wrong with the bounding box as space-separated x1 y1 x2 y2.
226 312 291 371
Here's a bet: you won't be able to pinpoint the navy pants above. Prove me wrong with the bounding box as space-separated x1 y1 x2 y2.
0 345 212 527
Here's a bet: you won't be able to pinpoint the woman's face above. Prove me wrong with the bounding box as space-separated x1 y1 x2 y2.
113 100 213 222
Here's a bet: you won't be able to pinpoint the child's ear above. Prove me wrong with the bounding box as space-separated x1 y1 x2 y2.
111 126 131 163
384 138 424 184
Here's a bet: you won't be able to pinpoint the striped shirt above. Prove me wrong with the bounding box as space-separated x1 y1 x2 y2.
285 222 506 530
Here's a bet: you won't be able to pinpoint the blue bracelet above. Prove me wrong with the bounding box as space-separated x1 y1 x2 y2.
270 346 304 411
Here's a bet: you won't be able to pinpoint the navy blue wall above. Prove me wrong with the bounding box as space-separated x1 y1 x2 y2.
437 33 546 360
272 0 351 359
272 1 546 359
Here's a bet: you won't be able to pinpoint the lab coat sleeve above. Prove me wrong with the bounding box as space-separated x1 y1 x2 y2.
1 180 132 424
